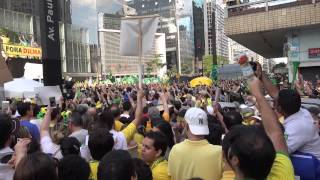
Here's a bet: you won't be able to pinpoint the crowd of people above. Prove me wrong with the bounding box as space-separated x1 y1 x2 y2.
0 62 320 180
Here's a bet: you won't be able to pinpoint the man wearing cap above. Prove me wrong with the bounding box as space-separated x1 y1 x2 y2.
0 113 18 180
168 107 223 180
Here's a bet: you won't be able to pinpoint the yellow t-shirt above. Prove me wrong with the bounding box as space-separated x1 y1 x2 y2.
151 158 171 180
267 152 295 180
134 133 144 159
114 120 124 131
168 139 223 180
89 161 99 180
121 122 137 143
134 133 144 144
221 152 295 180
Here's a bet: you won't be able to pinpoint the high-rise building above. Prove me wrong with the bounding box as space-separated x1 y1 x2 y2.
59 0 98 77
0 0 39 15
98 13 122 30
205 0 229 60
193 0 206 74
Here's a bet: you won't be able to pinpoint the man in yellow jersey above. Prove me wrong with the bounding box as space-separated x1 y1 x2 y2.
141 131 170 180
221 77 294 180
168 107 223 180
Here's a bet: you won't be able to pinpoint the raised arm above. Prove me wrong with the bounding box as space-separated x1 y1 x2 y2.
131 89 143 127
121 89 143 142
40 107 53 138
248 77 288 154
160 92 170 122
255 62 279 99
215 108 229 134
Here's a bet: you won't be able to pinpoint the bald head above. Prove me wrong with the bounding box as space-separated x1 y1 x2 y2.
87 108 97 116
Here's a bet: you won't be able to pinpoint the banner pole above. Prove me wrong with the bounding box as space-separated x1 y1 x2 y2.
138 19 143 89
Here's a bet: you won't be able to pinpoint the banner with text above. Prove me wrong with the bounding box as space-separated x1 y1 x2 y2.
3 44 41 59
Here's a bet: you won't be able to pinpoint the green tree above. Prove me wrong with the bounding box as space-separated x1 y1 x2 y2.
107 72 115 83
203 55 229 76
217 56 229 66
203 55 213 76
181 58 193 75
166 64 177 78
146 54 166 77
272 62 286 72
145 62 153 76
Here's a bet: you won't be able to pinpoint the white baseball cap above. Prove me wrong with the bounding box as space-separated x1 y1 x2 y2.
184 107 209 135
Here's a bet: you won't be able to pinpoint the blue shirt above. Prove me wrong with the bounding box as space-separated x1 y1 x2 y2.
20 120 40 141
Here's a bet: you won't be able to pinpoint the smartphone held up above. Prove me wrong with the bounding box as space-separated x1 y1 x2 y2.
49 97 57 108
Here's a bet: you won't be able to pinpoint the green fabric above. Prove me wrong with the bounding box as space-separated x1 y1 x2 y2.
211 65 218 81
276 151 290 158
113 98 121 105
292 61 300 84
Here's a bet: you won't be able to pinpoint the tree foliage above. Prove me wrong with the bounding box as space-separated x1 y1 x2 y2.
145 54 166 76
203 55 229 76
203 55 213 76
166 64 178 78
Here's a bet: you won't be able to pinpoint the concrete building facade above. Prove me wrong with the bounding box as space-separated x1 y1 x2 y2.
225 0 320 82
205 0 229 60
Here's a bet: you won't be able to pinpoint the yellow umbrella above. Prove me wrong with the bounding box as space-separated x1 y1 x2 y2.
189 77 213 87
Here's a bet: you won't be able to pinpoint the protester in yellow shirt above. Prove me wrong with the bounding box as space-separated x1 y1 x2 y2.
99 90 144 144
114 120 124 131
221 77 294 180
141 131 170 180
110 105 126 131
121 90 144 142
168 107 223 180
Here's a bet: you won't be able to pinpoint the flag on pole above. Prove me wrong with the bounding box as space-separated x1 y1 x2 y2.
119 15 159 56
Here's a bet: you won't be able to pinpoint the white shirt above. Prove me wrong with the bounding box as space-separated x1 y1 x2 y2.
120 114 130 119
0 163 14 180
69 129 88 145
284 108 320 159
30 118 42 130
41 132 63 160
0 147 14 180
110 129 128 150
81 130 128 162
